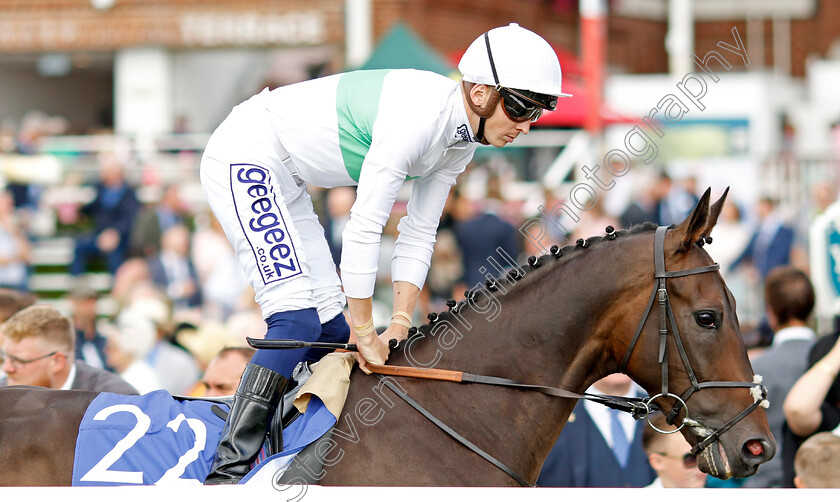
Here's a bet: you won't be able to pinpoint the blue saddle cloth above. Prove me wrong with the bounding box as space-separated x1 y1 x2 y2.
71 390 336 486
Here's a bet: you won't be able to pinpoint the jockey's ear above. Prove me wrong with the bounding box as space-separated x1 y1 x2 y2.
671 187 711 253
703 186 729 238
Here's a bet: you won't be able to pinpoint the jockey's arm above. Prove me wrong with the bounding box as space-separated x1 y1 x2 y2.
348 281 417 374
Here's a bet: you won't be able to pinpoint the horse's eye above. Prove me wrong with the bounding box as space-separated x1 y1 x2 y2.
695 311 717 329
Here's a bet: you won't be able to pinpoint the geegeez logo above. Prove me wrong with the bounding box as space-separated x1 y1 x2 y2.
456 124 471 143
230 164 302 284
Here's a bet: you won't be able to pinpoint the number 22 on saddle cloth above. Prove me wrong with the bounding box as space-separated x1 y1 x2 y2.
72 390 227 486
72 353 352 486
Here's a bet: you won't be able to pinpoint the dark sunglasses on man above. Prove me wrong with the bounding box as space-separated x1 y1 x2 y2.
654 451 698 469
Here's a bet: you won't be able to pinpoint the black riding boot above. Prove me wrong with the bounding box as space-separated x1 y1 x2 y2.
204 363 286 485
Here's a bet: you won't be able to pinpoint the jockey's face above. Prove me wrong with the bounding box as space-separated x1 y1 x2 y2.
466 83 534 147
482 98 533 148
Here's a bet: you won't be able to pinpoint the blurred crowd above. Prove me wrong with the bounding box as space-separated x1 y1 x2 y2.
0 144 839 488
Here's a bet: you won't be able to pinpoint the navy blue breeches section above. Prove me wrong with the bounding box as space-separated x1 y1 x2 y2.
304 312 350 363
252 308 321 378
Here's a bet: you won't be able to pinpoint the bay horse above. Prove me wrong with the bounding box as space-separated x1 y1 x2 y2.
0 188 775 486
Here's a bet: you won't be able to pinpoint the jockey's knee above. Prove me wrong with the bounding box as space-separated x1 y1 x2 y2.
303 312 350 363
253 308 321 377
265 308 321 341
319 313 350 344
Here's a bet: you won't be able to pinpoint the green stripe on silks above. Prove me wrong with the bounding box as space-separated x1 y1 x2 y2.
336 70 391 182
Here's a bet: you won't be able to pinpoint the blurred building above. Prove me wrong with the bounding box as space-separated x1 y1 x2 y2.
0 1 837 147
2 0 840 307
0 0 577 136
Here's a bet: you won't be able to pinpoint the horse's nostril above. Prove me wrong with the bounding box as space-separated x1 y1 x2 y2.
742 438 775 466
745 439 764 456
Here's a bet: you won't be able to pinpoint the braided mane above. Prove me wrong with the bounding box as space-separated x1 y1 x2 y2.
394 222 660 351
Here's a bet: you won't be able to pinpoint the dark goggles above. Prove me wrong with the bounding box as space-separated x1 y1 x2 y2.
656 451 698 469
498 87 556 123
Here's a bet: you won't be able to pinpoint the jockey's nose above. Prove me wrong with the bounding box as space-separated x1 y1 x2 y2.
516 121 531 134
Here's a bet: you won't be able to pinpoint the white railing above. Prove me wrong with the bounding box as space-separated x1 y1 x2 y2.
762 154 839 215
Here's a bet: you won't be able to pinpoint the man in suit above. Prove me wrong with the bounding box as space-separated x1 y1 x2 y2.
68 282 110 370
130 184 187 258
537 373 656 487
0 304 137 394
743 266 816 487
730 198 795 280
146 224 202 310
70 155 140 276
452 178 520 290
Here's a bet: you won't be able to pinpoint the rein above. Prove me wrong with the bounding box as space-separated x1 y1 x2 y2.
365 362 653 418
364 363 656 487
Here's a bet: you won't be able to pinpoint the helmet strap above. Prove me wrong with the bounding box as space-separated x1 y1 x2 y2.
462 81 499 145
475 117 489 145
463 31 504 145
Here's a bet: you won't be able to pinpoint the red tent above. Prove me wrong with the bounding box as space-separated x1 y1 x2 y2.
532 78 640 128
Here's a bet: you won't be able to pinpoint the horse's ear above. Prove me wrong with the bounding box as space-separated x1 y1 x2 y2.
703 187 729 237
671 187 711 253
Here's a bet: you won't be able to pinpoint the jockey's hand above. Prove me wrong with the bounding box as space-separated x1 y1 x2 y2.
379 323 409 346
355 331 390 375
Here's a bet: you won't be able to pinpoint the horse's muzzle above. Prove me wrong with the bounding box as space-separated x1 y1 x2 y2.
695 435 776 479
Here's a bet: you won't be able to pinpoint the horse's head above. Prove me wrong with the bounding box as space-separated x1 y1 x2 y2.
619 188 775 479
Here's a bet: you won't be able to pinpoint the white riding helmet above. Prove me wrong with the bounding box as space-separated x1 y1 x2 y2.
459 23 572 101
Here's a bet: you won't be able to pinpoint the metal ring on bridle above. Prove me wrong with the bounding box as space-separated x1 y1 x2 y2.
634 399 652 422
646 393 688 434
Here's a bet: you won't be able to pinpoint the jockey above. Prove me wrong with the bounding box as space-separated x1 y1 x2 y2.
199 23 570 484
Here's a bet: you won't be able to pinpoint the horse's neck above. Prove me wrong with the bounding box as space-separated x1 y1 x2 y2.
389 246 639 481
438 248 629 386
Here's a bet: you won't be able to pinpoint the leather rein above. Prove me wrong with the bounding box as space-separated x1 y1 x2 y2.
365 226 769 485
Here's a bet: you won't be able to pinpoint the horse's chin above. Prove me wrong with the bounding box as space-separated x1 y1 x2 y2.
696 442 732 479
695 441 758 480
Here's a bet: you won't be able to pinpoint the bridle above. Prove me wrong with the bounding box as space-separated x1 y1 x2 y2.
618 226 769 455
